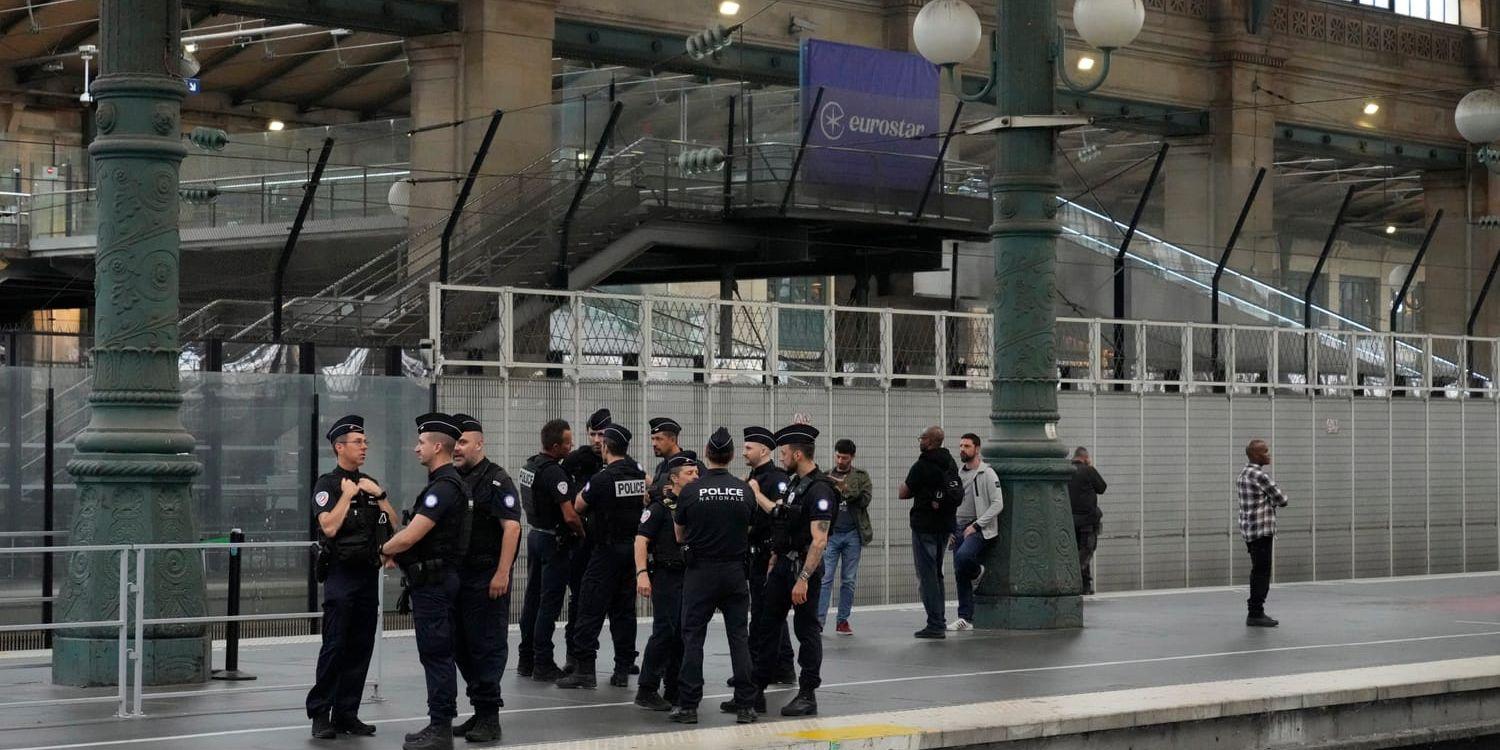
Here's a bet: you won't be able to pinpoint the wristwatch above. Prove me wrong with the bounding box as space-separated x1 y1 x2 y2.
797 569 811 581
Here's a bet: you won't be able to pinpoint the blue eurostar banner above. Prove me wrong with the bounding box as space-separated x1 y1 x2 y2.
800 38 940 190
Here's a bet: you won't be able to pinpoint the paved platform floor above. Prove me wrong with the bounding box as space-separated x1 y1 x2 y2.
6 574 1500 750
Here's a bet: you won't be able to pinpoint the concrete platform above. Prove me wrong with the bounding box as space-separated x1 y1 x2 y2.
6 573 1500 749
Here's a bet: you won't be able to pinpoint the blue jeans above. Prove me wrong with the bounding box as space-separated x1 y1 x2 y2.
818 528 862 626
952 524 989 621
911 530 947 631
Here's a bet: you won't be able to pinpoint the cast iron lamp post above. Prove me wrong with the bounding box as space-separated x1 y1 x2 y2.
912 0 1143 628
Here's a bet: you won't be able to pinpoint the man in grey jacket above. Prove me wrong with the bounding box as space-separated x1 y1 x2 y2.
949 433 1002 631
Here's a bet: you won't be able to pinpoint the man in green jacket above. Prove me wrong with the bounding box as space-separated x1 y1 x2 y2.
818 438 873 634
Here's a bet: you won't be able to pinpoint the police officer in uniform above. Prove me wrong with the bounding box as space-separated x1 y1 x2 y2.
561 408 637 678
557 422 645 689
632 453 697 712
380 413 472 750
647 417 686 505
306 415 398 740
449 414 522 744
743 425 797 685
747 423 837 717
516 419 583 682
673 427 758 725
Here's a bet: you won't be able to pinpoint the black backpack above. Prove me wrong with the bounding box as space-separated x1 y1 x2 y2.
928 461 964 513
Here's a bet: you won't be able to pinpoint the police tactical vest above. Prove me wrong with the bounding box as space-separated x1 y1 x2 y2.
404 472 473 566
462 460 512 564
599 461 647 543
774 471 841 555
318 471 391 568
519 454 564 530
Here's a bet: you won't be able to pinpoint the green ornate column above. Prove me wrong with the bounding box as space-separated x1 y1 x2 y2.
971 0 1082 630
53 0 207 686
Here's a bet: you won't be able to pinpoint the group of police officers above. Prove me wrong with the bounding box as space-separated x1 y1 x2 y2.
306 407 840 748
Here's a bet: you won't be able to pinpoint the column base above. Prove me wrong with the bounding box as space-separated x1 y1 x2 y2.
53 634 209 687
971 594 1083 630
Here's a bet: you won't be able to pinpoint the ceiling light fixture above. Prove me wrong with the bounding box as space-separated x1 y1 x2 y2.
1363 101 1380 115
1077 56 1096 71
183 42 198 53
267 119 285 132
719 0 741 15
1385 225 1397 234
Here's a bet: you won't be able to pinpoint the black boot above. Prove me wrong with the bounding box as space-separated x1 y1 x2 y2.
516 660 534 678
772 666 797 685
628 663 640 675
451 715 477 737
562 657 578 675
556 662 597 689
723 689 766 714
668 706 698 724
736 706 758 724
334 715 377 736
531 663 565 682
310 714 336 740
609 669 630 687
1247 612 1279 627
780 690 817 717
464 709 501 743
402 720 454 750
635 688 672 711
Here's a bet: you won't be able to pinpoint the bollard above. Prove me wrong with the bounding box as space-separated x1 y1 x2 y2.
211 528 256 681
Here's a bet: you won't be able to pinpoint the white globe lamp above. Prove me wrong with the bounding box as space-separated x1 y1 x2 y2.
913 0 983 66
1455 89 1500 145
1073 0 1145 50
387 179 412 218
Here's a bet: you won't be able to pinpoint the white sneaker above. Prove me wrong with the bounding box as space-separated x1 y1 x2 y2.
947 618 973 631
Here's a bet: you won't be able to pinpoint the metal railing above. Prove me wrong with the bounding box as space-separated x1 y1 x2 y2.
431 284 1499 398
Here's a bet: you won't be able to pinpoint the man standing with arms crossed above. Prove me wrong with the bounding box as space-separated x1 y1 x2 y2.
447 414 522 743
1238 439 1288 627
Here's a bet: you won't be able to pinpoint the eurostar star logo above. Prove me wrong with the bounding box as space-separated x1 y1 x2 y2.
819 101 845 140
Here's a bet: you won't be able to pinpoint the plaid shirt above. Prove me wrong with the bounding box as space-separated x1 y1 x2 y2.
1237 462 1289 541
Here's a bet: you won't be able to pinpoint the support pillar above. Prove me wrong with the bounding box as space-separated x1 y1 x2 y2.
53 0 206 686
1420 171 1472 335
971 0 1080 630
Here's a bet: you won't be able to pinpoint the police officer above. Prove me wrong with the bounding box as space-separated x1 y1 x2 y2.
557 422 645 689
743 425 797 686
673 427 758 726
380 413 472 750
561 408 637 679
306 415 398 740
647 417 686 505
747 423 837 717
633 453 697 712
516 419 583 682
449 414 522 744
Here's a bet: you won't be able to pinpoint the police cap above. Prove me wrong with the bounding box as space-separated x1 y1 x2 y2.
453 413 483 434
774 423 819 447
602 422 632 446
327 415 365 443
587 408 612 431
415 412 462 440
649 417 682 435
742 425 775 449
666 453 698 470
708 426 733 452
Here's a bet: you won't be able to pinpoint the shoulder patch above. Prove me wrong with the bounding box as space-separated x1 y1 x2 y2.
636 462 644 473
314 491 329 507
640 508 651 524
504 494 517 508
424 494 439 509
777 481 787 494
583 481 591 493
817 498 830 512
556 480 569 495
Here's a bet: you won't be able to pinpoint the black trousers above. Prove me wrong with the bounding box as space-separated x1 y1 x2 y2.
306 564 379 721
454 562 510 710
566 536 638 668
518 530 569 670
748 546 794 675
751 556 823 692
411 568 462 721
1246 535 1274 614
678 560 755 710
1075 524 1099 591
567 540 637 672
638 566 684 697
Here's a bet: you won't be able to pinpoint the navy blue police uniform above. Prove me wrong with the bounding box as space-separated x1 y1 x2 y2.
561 408 636 678
674 427 758 723
395 413 473 739
750 423 838 717
647 416 685 507
516 434 578 680
558 423 645 688
634 453 693 708
744 425 797 683
450 414 521 741
306 415 390 738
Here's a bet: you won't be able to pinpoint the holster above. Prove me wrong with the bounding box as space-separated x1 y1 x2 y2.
314 545 332 583
396 576 412 614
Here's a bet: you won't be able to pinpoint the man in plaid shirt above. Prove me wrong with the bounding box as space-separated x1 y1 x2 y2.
1237 439 1288 627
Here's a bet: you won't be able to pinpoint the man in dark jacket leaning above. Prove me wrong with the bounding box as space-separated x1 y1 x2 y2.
1068 447 1107 595
899 426 960 639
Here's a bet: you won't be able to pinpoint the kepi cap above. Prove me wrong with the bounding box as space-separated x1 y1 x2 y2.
743 426 775 449
774 423 819 446
453 413 483 434
602 422 632 446
707 426 733 452
648 417 682 435
415 412 462 440
587 408 612 431
327 415 365 443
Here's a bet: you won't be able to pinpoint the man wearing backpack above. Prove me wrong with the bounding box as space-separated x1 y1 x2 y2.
898 426 961 639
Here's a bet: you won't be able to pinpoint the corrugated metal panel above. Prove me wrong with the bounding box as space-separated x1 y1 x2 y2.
1463 399 1498 573
1142 395 1188 589
1390 398 1429 576
1352 399 1393 577
1093 393 1143 591
1187 395 1232 588
1229 395 1274 586
1272 397 1315 583
1314 397 1354 581
1429 399 1464 574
